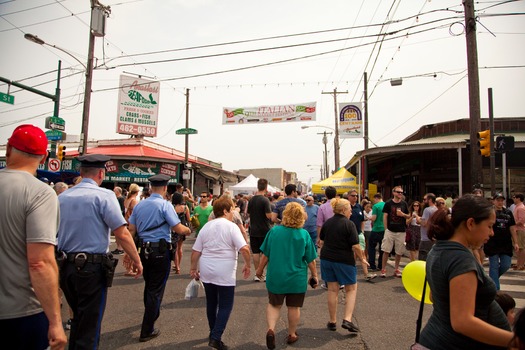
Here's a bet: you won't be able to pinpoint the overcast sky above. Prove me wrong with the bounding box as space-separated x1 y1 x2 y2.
1 0 524 184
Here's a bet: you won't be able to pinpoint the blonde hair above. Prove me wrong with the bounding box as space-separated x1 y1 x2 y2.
331 198 350 215
127 183 140 198
281 202 305 228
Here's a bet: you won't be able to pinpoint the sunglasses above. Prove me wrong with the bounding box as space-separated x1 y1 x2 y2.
394 191 404 194
349 194 358 197
413 204 420 207
437 202 445 205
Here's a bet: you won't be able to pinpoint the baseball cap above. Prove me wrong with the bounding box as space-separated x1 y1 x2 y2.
8 124 48 155
493 193 505 200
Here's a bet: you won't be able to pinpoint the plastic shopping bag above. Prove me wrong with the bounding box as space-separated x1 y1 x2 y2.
185 278 203 300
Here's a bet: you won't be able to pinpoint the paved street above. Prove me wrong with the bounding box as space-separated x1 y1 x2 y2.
61 237 524 349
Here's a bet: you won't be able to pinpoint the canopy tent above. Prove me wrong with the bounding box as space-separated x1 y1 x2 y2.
229 174 280 194
311 168 357 195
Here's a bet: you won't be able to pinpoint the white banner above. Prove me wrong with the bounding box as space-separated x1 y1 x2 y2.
116 75 160 137
223 102 316 125
338 102 363 139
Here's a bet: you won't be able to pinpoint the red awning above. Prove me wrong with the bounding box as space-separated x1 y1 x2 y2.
68 145 186 162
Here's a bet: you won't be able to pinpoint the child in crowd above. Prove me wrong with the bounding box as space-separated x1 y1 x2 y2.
494 291 516 326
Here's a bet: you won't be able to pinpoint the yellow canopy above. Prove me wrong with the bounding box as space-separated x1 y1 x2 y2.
311 168 357 195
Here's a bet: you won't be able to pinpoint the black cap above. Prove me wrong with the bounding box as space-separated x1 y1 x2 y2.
77 154 110 168
148 174 170 187
493 193 505 200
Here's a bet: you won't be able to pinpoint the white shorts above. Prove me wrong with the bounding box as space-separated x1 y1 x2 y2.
381 228 406 255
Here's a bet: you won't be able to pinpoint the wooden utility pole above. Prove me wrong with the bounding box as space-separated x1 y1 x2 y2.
184 88 190 190
463 0 483 190
322 88 348 172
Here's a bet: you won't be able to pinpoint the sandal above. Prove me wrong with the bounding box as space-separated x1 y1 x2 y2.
286 333 299 344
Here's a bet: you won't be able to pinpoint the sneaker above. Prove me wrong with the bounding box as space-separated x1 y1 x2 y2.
111 249 124 255
380 269 387 278
254 275 261 282
262 275 266 282
64 319 72 330
320 283 328 290
339 285 345 290
365 273 377 281
394 269 402 278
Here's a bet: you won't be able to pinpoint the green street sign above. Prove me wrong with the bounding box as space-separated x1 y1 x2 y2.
0 91 14 105
45 129 66 141
45 116 66 131
176 128 198 135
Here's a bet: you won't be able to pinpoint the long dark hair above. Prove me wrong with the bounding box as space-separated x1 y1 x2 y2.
428 194 493 241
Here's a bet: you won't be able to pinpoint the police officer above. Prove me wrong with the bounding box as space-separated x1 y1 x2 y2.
57 154 143 350
126 174 191 342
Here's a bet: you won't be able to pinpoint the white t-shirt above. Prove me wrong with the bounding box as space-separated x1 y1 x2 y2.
364 210 373 232
192 217 247 286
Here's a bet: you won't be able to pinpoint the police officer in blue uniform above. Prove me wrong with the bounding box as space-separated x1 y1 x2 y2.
126 174 191 342
57 154 143 350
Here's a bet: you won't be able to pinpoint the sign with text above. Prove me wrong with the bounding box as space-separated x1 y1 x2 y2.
338 102 363 139
223 102 316 125
116 75 160 137
0 91 14 105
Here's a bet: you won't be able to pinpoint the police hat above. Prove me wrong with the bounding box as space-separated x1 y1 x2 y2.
77 154 110 168
148 174 170 187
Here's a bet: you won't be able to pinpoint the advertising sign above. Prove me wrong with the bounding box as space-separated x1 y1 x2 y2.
338 102 363 139
223 102 316 125
116 75 160 137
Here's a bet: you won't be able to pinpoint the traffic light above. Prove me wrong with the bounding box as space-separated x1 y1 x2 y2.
477 129 491 157
57 145 66 161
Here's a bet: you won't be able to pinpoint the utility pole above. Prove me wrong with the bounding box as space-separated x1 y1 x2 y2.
184 88 190 189
79 0 110 155
488 88 495 194
463 0 483 190
319 131 332 179
363 72 369 198
322 88 347 172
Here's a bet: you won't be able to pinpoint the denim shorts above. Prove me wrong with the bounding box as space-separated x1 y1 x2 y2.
320 259 357 285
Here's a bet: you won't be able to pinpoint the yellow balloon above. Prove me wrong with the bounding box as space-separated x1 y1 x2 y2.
401 260 432 305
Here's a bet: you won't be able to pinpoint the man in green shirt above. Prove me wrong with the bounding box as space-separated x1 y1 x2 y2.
193 192 213 236
367 193 385 271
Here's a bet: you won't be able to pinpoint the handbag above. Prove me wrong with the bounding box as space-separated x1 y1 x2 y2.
410 277 431 350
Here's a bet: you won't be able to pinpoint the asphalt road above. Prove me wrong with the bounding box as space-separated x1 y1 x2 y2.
60 236 523 349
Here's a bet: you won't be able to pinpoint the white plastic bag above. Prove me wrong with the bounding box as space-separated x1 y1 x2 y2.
185 278 203 300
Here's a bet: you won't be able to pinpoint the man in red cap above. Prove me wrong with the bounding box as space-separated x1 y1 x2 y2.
0 124 67 349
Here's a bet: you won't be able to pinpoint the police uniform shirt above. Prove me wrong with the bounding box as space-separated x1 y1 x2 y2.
57 178 127 254
129 193 180 243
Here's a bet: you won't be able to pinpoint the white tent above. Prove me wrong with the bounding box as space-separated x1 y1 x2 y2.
229 174 280 194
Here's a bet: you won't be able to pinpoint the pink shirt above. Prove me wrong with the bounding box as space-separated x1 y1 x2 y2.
316 199 334 229
514 202 525 230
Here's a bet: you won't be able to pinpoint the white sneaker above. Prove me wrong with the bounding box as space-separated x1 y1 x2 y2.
365 273 377 281
254 275 261 282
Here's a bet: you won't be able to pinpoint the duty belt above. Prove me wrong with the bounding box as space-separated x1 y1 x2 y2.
140 241 171 248
66 252 107 264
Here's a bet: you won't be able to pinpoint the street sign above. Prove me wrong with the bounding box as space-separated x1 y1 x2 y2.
45 116 66 131
175 128 198 135
48 158 61 172
45 130 66 141
0 91 14 105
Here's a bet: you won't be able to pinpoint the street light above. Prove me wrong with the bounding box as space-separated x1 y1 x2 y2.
307 164 324 180
24 34 87 69
301 125 337 177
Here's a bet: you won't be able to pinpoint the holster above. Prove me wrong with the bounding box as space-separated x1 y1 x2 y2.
103 255 119 288
55 250 67 271
158 239 168 254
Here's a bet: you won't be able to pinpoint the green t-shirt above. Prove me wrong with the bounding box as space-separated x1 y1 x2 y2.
371 201 385 232
194 205 213 234
260 225 317 294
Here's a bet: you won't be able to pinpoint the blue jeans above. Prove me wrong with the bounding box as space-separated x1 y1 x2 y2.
202 283 235 342
488 254 512 290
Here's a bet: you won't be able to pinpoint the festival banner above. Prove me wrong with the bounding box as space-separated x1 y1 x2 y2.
223 102 316 125
338 102 363 139
116 75 160 137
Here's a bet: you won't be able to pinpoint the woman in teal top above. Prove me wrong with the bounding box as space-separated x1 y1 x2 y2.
256 202 318 349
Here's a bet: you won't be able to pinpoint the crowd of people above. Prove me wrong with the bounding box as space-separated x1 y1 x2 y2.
1 124 524 350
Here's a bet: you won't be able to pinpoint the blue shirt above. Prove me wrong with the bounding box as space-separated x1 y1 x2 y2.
273 197 305 221
129 193 180 243
57 178 126 254
350 203 365 234
304 204 319 233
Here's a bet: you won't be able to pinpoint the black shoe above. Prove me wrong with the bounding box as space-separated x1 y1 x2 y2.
111 249 124 255
208 338 228 350
342 319 359 332
266 329 275 349
326 322 337 331
139 328 160 342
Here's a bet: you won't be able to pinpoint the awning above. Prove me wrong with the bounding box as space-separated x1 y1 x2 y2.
196 167 220 181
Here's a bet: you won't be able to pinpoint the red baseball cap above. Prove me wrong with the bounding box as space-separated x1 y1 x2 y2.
8 124 48 155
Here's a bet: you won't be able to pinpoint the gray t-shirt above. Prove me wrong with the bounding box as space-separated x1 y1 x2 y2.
420 205 438 241
0 169 59 319
419 241 510 350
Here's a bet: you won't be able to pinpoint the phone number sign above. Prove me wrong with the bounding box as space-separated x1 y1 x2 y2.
116 75 160 137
